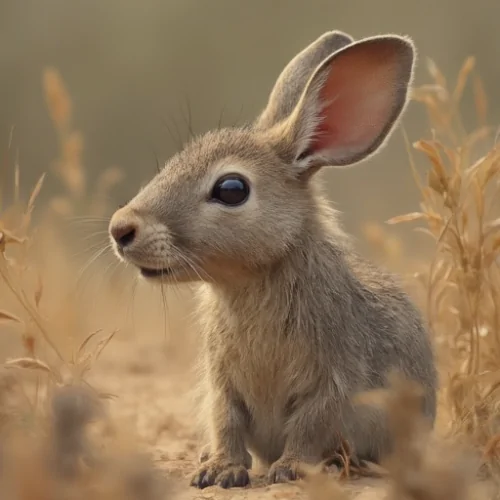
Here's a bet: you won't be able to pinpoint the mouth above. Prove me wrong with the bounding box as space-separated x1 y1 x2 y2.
139 266 176 279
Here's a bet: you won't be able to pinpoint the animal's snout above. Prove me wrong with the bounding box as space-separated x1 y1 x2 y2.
109 209 138 249
111 221 136 248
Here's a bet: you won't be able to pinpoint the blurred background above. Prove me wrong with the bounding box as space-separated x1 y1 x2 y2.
1 0 499 252
0 3 499 473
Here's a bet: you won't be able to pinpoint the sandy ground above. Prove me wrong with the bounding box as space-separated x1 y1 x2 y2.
87 335 389 500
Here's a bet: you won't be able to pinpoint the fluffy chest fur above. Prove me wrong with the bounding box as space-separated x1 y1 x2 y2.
196 281 322 412
194 230 435 415
193 233 437 467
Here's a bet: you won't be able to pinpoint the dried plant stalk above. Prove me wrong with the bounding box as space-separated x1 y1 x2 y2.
390 57 500 478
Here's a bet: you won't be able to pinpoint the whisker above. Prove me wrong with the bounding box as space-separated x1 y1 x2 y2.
177 253 205 282
140 135 164 176
234 103 245 128
71 239 112 262
66 216 111 224
75 243 113 290
217 104 226 130
159 113 184 151
153 255 175 352
181 94 195 140
180 252 214 283
155 150 162 174
172 264 185 304
80 230 110 242
171 115 185 149
66 215 110 221
159 271 169 344
87 259 122 317
126 271 139 335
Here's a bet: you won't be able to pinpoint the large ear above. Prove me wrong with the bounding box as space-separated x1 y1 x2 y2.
280 35 415 172
255 30 354 130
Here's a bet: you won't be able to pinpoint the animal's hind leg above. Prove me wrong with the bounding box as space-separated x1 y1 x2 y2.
267 394 342 484
345 406 392 465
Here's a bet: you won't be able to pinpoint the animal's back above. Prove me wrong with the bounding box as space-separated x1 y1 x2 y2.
345 251 437 416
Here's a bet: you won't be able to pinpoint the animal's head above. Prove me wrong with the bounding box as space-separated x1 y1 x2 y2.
109 30 415 284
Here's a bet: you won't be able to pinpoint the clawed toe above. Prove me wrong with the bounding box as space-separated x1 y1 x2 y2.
216 466 249 488
191 459 250 489
268 458 301 484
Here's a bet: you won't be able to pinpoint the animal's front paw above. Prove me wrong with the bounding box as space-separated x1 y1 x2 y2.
190 457 250 489
268 457 303 484
198 445 253 469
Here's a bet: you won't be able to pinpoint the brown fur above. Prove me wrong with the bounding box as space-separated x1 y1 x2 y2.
108 31 438 489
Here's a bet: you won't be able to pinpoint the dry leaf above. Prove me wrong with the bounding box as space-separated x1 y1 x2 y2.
4 357 57 379
0 309 23 324
427 57 448 89
473 75 488 126
34 273 43 308
453 56 475 103
386 212 427 225
26 173 46 217
43 67 72 130
77 329 103 357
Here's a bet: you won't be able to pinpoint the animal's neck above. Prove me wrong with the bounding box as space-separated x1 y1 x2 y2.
208 196 350 322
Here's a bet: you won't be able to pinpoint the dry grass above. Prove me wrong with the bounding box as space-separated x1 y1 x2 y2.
304 373 482 500
388 57 500 474
0 69 170 500
358 56 500 498
1 54 500 500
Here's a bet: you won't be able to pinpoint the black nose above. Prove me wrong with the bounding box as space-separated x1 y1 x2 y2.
110 221 137 248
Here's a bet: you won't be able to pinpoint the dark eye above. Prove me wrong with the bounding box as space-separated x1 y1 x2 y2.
210 175 250 206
